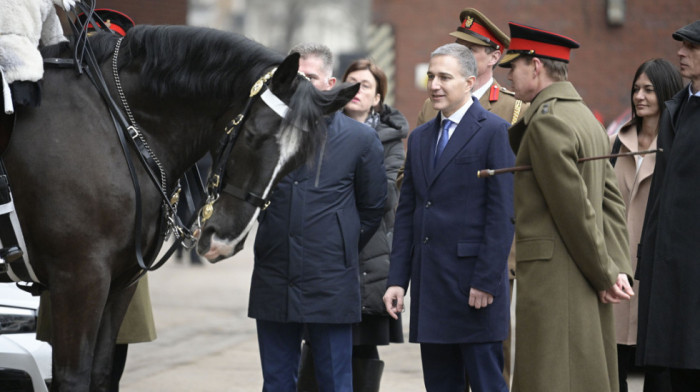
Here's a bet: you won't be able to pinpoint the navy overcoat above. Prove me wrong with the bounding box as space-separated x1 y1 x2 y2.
250 112 387 324
388 99 514 343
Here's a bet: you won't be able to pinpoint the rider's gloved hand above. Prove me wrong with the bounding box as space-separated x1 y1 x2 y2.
53 0 77 11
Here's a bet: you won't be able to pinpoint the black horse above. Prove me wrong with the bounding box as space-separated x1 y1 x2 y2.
2 25 357 391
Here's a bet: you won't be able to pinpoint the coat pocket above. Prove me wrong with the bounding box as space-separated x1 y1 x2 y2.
516 238 554 262
454 155 480 165
457 242 481 257
336 209 359 268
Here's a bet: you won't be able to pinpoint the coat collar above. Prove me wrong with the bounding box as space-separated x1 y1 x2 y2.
420 98 487 182
509 81 581 153
663 84 690 136
616 121 657 194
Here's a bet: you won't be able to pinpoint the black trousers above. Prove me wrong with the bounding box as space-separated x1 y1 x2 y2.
618 344 671 392
669 368 700 392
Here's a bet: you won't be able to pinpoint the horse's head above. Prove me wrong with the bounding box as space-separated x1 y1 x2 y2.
196 53 359 262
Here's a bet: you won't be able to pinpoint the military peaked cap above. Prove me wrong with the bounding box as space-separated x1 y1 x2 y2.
77 9 135 37
499 22 579 67
449 8 510 53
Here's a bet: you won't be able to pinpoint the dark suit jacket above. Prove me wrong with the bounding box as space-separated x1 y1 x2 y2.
388 98 514 343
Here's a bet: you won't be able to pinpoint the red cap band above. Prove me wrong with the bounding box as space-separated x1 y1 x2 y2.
86 22 127 37
462 19 505 51
508 37 572 61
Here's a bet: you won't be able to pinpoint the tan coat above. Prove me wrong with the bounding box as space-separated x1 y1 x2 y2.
509 82 631 392
37 275 156 344
610 121 656 345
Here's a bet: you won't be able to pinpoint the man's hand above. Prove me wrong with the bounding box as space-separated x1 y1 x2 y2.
383 286 405 320
469 288 494 309
53 0 77 11
598 273 635 304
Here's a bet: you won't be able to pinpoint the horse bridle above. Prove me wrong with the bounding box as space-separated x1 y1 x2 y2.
109 39 293 271
196 68 293 232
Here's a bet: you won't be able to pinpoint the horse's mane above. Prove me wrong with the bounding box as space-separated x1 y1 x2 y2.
107 25 283 100
81 26 329 163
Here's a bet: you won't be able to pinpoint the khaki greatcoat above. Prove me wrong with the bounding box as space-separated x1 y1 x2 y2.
610 121 656 345
37 275 156 344
509 82 632 392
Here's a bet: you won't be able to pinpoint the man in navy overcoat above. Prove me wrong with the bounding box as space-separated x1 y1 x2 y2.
250 43 386 392
384 43 514 392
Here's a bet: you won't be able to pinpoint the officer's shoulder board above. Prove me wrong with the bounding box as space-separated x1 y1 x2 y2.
499 86 516 97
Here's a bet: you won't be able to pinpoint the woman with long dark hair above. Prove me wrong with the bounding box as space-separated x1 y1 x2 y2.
611 58 682 392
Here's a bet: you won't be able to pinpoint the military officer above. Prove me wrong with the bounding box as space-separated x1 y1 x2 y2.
416 8 526 127
499 22 634 392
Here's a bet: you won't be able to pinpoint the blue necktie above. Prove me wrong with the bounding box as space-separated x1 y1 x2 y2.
435 119 452 164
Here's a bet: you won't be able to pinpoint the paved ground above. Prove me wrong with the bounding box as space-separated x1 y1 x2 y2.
120 233 643 391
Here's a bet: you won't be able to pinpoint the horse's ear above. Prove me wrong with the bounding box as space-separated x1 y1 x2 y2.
320 82 361 115
272 52 300 88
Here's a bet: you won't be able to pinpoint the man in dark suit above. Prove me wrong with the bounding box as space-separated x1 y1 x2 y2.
384 43 514 392
250 43 386 391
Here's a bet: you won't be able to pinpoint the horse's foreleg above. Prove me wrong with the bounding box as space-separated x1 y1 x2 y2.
89 284 136 392
49 279 110 392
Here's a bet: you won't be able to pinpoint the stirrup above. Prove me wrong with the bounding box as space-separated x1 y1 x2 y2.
0 246 23 264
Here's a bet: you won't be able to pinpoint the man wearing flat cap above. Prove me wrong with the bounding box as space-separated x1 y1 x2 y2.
499 22 634 392
636 19 700 392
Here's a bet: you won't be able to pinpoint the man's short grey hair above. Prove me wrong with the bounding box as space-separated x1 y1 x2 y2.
290 42 334 77
431 43 477 79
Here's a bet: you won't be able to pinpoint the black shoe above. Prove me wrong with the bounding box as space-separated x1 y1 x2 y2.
0 246 23 263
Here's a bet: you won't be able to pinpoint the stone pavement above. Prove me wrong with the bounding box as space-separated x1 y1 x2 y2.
119 234 642 391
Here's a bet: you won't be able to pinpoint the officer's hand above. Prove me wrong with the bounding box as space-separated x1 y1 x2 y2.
383 286 405 320
598 274 634 304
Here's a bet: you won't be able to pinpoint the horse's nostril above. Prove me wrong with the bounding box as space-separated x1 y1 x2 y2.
197 227 214 252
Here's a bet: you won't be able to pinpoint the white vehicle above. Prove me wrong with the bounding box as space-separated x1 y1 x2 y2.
0 283 51 391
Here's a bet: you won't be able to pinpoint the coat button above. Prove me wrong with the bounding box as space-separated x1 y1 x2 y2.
293 181 299 185
425 201 432 208
423 236 429 243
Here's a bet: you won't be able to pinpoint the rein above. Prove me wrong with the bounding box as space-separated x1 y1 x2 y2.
44 15 293 279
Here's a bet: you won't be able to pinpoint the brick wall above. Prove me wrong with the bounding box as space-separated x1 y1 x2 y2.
373 0 700 129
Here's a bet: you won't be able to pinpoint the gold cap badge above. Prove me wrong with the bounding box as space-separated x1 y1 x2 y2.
464 16 474 28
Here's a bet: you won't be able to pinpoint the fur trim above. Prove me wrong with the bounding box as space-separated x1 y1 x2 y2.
0 0 67 83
